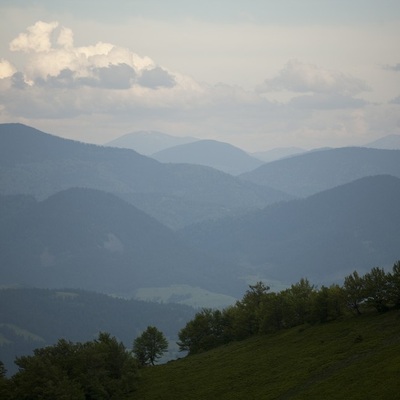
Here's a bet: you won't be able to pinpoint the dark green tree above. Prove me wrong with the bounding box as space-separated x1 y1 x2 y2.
177 308 229 354
364 267 390 312
343 270 366 315
234 282 270 337
10 333 138 400
133 326 168 366
283 278 316 326
388 260 400 308
311 284 345 323
0 361 11 399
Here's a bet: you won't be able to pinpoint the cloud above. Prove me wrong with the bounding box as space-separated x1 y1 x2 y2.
10 20 59 53
0 58 16 79
6 21 161 90
258 59 370 96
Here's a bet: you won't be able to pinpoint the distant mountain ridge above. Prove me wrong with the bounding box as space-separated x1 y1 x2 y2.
251 146 306 163
0 123 290 228
364 134 400 150
240 147 400 197
151 139 263 175
105 130 199 155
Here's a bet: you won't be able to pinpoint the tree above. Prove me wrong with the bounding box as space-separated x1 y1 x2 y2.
283 278 316 326
10 333 139 400
343 271 366 315
312 284 345 323
235 282 270 337
133 326 168 366
388 260 400 308
364 267 390 312
0 361 10 399
177 308 230 354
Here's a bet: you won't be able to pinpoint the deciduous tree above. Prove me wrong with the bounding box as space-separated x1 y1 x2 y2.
133 326 168 366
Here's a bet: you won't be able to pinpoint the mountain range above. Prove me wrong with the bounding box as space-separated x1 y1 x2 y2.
0 123 289 229
1 123 400 300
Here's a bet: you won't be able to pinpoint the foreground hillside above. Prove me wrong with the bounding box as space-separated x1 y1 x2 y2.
135 310 400 399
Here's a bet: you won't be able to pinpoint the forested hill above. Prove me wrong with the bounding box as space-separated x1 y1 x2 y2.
180 175 400 283
0 188 244 297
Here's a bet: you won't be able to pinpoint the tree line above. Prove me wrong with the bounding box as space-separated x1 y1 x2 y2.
0 327 168 399
178 261 400 355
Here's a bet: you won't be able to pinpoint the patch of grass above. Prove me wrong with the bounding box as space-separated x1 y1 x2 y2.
0 324 45 343
135 311 400 399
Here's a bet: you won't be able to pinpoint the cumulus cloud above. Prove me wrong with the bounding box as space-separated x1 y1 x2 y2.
5 21 173 91
258 59 370 96
10 21 59 53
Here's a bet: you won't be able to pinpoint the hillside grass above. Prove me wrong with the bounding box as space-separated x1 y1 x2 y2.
135 310 400 399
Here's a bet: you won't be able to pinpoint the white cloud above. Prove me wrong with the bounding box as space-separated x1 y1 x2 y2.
10 20 59 53
258 59 370 96
6 21 162 89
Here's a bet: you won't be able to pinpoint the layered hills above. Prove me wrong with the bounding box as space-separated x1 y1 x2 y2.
0 123 289 228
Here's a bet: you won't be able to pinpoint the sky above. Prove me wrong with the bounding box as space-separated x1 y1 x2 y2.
0 0 399 151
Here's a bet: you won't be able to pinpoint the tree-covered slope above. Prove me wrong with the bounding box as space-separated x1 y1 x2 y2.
134 310 400 399
240 147 400 197
0 188 244 296
180 175 400 284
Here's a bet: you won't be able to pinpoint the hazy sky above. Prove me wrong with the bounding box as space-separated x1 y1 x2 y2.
0 0 399 151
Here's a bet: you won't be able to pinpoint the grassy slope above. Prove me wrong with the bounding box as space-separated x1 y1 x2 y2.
135 311 400 399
